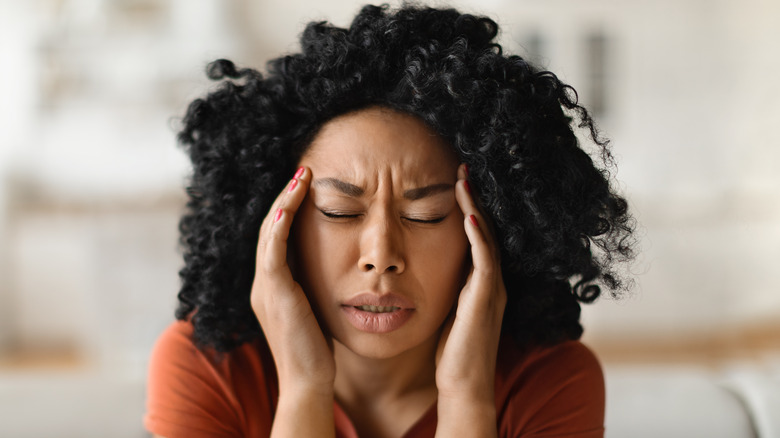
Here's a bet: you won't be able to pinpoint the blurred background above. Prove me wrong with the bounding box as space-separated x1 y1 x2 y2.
0 0 778 436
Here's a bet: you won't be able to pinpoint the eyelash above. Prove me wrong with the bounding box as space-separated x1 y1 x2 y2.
319 210 446 224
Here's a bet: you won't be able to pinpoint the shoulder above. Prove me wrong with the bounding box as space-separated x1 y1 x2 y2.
148 319 198 364
497 339 604 390
495 339 605 438
144 320 276 438
146 320 229 391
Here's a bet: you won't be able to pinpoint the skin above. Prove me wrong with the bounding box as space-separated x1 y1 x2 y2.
293 107 469 361
250 107 507 438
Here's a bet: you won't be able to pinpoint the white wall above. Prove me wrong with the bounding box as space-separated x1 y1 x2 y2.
475 0 780 342
2 0 779 358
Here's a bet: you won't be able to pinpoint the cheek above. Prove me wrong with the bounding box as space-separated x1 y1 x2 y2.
414 221 470 303
290 205 327 295
291 205 354 301
441 219 470 276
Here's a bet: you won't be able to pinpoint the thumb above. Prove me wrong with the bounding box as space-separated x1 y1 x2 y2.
435 309 456 368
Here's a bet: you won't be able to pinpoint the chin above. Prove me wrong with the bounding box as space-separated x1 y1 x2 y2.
335 333 426 360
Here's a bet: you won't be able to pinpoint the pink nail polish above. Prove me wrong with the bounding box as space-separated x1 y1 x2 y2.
274 208 283 223
294 167 304 179
288 178 298 192
464 180 471 194
468 214 479 228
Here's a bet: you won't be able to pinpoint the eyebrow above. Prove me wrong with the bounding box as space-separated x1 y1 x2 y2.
313 178 364 197
312 178 452 200
403 183 452 201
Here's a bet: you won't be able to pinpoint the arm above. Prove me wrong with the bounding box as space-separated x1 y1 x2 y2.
251 167 336 438
145 168 334 438
434 164 507 437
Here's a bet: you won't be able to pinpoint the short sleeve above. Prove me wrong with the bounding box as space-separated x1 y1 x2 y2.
144 321 246 438
496 341 605 438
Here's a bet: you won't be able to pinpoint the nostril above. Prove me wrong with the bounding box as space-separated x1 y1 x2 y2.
363 263 399 273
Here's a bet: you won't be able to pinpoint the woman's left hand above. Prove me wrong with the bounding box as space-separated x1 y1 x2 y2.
434 163 507 436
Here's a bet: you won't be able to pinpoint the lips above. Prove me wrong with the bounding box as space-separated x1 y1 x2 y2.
341 292 415 333
342 292 415 309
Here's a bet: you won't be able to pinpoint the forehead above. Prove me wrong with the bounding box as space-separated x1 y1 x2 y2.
299 107 458 174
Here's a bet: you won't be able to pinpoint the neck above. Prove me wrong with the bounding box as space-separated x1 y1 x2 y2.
333 335 438 405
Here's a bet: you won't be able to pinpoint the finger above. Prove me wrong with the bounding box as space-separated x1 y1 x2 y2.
256 167 306 271
457 164 493 226
262 167 311 271
455 166 505 314
456 164 498 236
257 190 290 259
258 167 307 240
455 166 496 272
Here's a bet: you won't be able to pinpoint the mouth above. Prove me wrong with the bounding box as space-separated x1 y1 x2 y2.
341 291 415 310
341 306 413 333
352 305 401 313
340 292 415 333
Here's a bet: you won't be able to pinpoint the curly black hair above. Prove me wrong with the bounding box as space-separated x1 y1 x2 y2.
174 4 635 353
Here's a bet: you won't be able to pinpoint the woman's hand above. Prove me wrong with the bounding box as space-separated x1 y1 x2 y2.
251 167 336 437
434 164 507 437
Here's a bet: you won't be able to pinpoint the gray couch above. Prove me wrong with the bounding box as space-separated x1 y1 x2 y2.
605 365 780 437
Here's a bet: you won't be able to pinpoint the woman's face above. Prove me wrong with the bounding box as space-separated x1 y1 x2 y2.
291 107 470 360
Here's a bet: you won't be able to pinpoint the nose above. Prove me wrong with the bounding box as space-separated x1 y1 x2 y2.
358 212 405 274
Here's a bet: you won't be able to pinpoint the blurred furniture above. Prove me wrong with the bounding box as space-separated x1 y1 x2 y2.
0 363 778 437
605 365 780 438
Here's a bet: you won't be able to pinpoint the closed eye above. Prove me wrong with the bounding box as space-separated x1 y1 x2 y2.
319 209 446 224
319 209 360 219
404 216 447 224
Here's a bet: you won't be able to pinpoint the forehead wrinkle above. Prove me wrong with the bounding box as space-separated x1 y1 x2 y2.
313 178 365 197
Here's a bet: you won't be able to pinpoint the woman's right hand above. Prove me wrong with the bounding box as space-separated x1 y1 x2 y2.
251 166 336 396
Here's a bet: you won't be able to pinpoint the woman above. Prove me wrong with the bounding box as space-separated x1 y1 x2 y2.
145 4 634 438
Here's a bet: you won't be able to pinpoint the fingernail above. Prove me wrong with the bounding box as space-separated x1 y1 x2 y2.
463 164 469 178
468 214 479 228
288 178 298 192
274 208 283 223
464 180 471 194
294 167 304 179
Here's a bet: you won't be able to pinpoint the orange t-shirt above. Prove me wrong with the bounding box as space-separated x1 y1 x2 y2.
144 320 604 437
